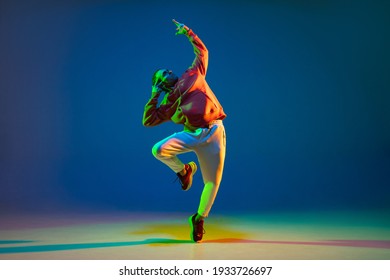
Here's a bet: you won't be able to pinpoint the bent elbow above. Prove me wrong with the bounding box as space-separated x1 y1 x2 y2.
142 119 151 127
142 118 157 127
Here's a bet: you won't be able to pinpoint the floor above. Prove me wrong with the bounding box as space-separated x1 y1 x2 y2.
0 210 389 260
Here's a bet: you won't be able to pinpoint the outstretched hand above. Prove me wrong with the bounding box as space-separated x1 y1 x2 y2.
172 19 188 35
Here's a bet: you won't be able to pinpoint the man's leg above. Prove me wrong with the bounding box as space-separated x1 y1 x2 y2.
152 131 195 173
188 123 226 242
152 131 201 191
196 124 226 218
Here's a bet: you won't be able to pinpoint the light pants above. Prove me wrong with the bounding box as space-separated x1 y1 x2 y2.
152 120 226 218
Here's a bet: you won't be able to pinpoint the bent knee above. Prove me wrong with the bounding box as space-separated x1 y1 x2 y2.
152 142 170 159
152 143 162 158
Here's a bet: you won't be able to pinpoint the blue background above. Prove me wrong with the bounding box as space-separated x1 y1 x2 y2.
1 0 389 215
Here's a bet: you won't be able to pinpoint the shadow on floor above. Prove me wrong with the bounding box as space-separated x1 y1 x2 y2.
1 238 389 254
0 238 192 254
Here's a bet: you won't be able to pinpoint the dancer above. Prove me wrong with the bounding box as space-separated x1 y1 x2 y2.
142 19 226 242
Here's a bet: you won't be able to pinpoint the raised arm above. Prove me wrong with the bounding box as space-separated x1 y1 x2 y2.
173 19 208 75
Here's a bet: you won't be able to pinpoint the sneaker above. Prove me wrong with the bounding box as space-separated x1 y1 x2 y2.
188 213 205 242
176 161 197 191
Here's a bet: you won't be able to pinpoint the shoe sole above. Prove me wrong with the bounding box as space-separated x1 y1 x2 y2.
183 162 197 191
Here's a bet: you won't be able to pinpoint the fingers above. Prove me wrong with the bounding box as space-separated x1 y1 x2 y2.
154 80 163 87
172 19 187 36
172 19 180 26
172 19 184 30
152 82 163 95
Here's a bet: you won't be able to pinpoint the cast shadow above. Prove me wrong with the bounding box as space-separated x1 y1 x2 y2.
0 238 192 254
1 238 389 255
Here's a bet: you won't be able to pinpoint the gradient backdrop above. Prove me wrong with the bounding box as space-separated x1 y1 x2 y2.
1 0 389 216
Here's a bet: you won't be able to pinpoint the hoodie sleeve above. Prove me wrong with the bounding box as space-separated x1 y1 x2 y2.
142 91 180 127
186 29 208 76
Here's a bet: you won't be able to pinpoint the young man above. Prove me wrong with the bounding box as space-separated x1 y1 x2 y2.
142 19 226 242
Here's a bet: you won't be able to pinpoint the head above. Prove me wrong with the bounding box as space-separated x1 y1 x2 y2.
152 68 178 89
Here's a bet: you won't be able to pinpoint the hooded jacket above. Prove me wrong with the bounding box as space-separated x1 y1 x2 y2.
142 29 226 130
